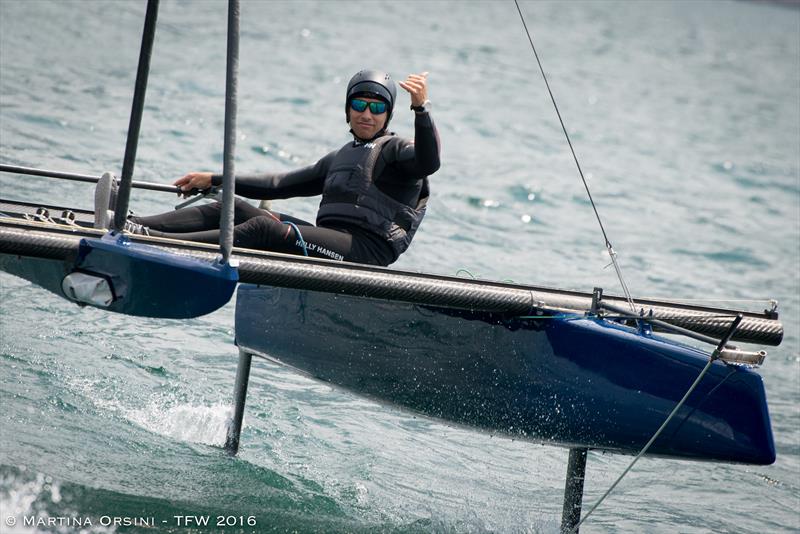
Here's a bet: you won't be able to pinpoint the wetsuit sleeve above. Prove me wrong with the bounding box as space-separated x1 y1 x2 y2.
211 150 336 200
385 112 441 177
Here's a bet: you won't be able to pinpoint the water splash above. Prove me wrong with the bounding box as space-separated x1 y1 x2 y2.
125 400 232 447
0 467 114 534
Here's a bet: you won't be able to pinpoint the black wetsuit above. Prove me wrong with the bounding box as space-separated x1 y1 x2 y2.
132 112 440 266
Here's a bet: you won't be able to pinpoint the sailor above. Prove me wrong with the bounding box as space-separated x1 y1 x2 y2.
96 70 440 266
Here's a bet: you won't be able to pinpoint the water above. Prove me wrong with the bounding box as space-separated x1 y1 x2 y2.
0 0 798 532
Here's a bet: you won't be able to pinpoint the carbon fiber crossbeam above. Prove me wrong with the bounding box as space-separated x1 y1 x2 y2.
0 221 784 346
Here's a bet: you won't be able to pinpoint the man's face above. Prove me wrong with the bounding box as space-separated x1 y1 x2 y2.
348 97 388 140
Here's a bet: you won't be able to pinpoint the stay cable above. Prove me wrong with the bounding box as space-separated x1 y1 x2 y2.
513 0 636 311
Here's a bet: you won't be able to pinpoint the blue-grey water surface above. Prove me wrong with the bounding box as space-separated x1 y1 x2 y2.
0 1 798 532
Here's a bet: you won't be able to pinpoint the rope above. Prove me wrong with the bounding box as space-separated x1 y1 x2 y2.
633 296 777 305
570 354 716 532
518 314 580 320
571 313 743 532
282 221 309 256
512 0 636 312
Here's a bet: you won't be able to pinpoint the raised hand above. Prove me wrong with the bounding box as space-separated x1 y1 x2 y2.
398 72 430 108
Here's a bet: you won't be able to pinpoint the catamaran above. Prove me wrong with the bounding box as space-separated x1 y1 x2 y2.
0 1 784 532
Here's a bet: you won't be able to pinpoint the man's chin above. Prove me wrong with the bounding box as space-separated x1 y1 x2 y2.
354 128 376 139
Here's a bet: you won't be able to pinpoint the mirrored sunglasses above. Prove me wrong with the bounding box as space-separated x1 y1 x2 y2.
350 99 387 114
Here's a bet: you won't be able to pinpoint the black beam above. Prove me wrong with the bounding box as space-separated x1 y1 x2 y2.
561 448 588 534
114 0 159 231
224 350 252 455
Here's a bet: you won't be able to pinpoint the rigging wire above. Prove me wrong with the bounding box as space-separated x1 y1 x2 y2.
282 221 309 256
510 3 746 531
513 0 636 312
632 296 778 307
570 354 716 532
570 314 741 532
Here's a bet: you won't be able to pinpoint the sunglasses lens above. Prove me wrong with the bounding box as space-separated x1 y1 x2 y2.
350 99 368 112
369 102 387 114
350 99 387 114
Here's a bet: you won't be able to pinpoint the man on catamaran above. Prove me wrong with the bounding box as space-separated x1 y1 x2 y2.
94 70 440 267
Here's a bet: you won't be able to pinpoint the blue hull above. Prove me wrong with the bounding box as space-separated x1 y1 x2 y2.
0 231 237 319
235 284 775 465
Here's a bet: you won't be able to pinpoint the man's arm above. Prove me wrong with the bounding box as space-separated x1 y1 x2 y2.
392 111 440 176
393 72 440 177
174 151 335 200
207 151 335 200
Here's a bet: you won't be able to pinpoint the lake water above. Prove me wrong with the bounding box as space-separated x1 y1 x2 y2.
1 1 798 532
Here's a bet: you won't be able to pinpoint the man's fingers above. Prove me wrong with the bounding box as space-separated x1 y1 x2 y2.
400 73 429 106
399 81 423 94
402 80 424 91
174 172 210 192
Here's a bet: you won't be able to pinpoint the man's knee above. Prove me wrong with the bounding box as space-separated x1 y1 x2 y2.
250 215 287 233
233 215 290 248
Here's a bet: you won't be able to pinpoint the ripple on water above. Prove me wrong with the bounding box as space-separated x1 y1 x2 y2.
671 246 771 268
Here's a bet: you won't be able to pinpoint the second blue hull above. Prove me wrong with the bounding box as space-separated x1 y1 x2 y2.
235 285 775 465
